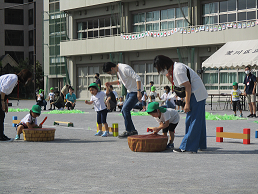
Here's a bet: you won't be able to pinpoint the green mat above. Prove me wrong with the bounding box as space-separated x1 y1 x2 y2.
8 108 86 114
119 111 150 116
205 112 246 120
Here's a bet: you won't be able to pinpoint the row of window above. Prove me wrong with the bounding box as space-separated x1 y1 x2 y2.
202 0 258 24
5 30 33 46
4 8 33 25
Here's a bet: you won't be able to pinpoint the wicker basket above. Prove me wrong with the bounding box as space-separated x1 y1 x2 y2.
128 134 168 152
23 128 56 142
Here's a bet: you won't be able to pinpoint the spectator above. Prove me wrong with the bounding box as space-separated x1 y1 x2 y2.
65 87 76 110
105 85 117 112
95 73 101 90
61 84 70 101
243 66 257 118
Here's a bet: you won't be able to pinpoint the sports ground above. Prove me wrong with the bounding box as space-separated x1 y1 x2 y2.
1 100 257 193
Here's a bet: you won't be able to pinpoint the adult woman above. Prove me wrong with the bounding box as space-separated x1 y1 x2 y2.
0 69 32 141
158 85 176 109
153 55 208 153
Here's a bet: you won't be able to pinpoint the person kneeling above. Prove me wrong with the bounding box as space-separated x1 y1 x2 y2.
146 102 180 150
51 91 65 110
15 105 42 140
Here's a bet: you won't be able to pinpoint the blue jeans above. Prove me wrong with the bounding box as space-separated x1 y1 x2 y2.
122 92 142 132
161 100 176 109
179 93 207 152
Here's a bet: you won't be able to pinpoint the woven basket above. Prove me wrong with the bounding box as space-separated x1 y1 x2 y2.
128 134 168 152
23 128 56 142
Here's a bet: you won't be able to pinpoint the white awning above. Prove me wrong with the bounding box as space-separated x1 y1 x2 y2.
202 39 258 68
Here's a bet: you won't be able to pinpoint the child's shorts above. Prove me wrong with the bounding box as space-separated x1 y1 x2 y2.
232 100 242 111
97 108 108 124
142 101 146 107
16 123 28 131
162 123 178 133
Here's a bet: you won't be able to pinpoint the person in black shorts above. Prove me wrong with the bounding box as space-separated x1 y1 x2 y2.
231 82 243 117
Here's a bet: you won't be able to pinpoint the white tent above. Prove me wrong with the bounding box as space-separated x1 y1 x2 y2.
202 39 258 68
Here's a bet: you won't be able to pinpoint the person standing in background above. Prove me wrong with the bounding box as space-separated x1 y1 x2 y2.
95 73 101 90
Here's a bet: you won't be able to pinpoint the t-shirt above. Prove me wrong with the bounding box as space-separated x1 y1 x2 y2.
49 92 55 100
0 74 18 95
90 91 107 112
37 93 43 101
141 92 147 101
112 90 118 99
66 93 76 103
20 113 37 127
117 101 123 106
243 74 256 94
173 62 208 102
61 85 69 95
154 108 180 124
117 63 144 93
149 91 157 102
95 78 101 90
160 93 171 101
107 91 117 104
231 89 241 101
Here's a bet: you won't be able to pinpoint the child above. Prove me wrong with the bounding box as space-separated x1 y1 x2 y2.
15 105 42 140
176 96 185 112
148 86 157 103
117 96 124 111
47 87 55 110
85 83 109 137
141 90 148 112
231 82 243 117
51 91 65 110
36 89 47 110
147 102 180 149
65 87 76 110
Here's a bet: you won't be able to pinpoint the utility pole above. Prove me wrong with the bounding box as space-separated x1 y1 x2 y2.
33 0 36 96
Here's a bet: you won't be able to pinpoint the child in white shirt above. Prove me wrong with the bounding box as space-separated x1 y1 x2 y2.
147 102 180 149
149 86 157 103
47 87 55 110
231 82 243 117
85 83 109 137
15 105 42 140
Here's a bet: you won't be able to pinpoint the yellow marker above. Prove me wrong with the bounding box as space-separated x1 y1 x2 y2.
112 123 118 137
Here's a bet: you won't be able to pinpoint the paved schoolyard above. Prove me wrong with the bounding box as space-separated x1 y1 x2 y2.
1 100 257 194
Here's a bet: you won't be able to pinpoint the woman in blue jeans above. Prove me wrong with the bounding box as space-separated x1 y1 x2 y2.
103 62 144 138
154 55 208 153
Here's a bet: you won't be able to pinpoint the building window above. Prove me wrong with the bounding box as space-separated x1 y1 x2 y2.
49 2 60 13
28 9 33 25
5 30 24 46
77 15 120 39
202 0 258 25
5 51 24 63
29 30 33 46
4 0 23 3
5 8 24 25
132 6 188 33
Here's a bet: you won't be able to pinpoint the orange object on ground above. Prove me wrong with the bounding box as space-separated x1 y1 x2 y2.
128 134 168 152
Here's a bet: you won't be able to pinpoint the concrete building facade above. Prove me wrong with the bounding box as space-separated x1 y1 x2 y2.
0 0 43 66
43 0 258 100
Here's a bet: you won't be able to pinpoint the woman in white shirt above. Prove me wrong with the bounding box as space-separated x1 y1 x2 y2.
154 55 208 153
0 69 32 141
158 85 176 109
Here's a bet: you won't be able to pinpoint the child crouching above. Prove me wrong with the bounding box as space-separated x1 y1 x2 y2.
85 83 109 137
15 105 42 140
146 102 180 149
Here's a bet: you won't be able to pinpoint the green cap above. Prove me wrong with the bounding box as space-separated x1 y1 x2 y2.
31 105 41 115
146 102 166 113
50 87 54 90
151 86 156 92
88 83 99 91
39 89 44 94
233 82 238 86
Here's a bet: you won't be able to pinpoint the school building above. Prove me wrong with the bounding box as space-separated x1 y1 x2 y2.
43 0 258 100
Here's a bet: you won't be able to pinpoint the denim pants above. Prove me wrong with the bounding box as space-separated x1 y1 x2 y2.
0 102 5 138
179 93 207 152
161 100 176 109
122 92 143 132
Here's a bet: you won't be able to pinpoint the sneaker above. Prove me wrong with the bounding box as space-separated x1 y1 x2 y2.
166 143 174 150
253 114 256 118
178 110 180 112
173 148 197 153
247 114 253 117
141 109 146 112
118 131 132 138
15 135 20 140
101 131 109 137
234 114 237 116
95 131 103 136
48 108 52 110
0 135 14 142
181 110 184 112
239 114 243 117
131 130 138 135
